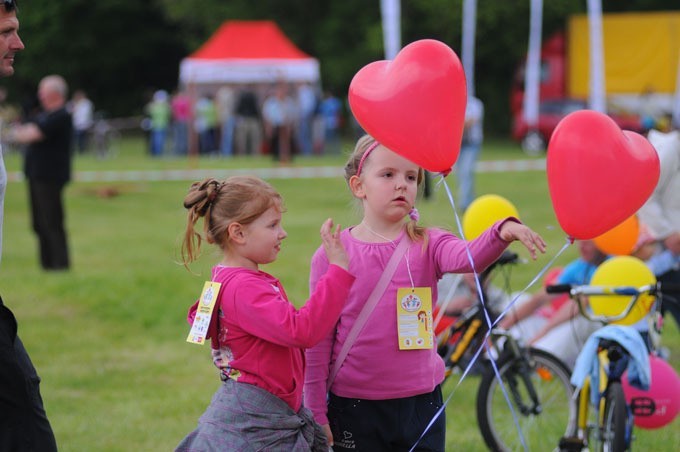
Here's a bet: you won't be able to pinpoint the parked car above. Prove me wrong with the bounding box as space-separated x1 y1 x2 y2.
511 98 643 154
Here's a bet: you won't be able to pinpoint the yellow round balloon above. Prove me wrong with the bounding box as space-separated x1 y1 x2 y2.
462 195 520 240
589 256 656 325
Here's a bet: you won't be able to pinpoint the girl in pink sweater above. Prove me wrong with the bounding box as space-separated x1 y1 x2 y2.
304 135 546 451
176 176 354 451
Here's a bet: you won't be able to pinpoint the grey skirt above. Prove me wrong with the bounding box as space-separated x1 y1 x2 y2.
176 379 328 452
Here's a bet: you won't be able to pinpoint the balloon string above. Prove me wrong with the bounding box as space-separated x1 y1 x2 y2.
415 238 572 451
439 176 494 329
411 177 574 452
410 174 529 451
409 333 529 452
491 236 572 328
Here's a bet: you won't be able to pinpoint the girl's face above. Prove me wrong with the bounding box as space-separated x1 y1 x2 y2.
354 146 419 223
239 206 287 267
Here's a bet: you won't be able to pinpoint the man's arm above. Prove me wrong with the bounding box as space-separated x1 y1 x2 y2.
499 289 554 329
529 297 581 344
7 123 43 144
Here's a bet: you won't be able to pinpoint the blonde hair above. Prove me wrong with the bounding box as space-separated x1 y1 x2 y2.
344 134 427 243
181 176 283 268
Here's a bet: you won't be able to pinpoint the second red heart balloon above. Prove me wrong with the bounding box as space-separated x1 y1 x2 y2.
547 110 659 240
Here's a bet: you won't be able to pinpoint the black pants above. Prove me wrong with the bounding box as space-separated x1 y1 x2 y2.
28 180 69 270
328 386 446 452
0 297 57 451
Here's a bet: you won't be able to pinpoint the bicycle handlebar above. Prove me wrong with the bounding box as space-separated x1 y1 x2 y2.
545 281 680 323
545 284 655 296
481 251 520 280
546 282 680 297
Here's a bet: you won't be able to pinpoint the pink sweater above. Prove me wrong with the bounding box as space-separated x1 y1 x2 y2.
188 264 354 412
304 224 511 424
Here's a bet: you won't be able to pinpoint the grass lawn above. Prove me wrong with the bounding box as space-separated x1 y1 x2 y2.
2 136 679 450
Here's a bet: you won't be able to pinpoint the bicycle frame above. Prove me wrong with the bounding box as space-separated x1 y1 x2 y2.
440 304 486 376
576 346 632 441
438 251 521 370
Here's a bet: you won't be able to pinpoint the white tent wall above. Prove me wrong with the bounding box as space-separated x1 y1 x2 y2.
180 59 320 86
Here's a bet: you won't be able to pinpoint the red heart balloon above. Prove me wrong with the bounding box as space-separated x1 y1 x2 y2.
348 39 467 174
547 110 660 240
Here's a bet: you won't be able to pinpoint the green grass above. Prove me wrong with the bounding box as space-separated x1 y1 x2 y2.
2 136 678 451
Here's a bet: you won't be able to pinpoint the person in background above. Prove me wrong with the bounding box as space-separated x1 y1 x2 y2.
296 81 318 156
146 89 171 157
318 90 342 155
70 89 93 154
637 129 680 329
304 134 546 450
193 94 218 155
455 95 484 211
262 83 296 164
0 1 58 449
10 74 73 272
234 85 262 155
170 89 191 156
175 176 354 451
0 86 19 152
216 85 236 157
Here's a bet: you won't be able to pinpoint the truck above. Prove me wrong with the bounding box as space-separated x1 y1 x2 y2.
511 11 680 152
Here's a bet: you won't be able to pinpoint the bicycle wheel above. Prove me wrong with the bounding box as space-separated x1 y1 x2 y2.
476 348 575 451
600 381 628 452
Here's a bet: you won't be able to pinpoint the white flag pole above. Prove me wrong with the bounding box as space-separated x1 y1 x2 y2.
587 0 606 113
462 0 478 98
380 0 401 59
523 0 543 129
672 50 680 129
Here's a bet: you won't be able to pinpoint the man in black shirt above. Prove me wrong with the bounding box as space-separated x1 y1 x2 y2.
234 85 263 155
11 74 73 271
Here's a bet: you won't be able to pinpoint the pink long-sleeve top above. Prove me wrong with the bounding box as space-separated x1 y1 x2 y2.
304 223 512 424
188 264 354 412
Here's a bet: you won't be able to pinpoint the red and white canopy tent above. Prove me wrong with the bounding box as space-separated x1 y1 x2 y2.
178 20 320 155
179 20 320 88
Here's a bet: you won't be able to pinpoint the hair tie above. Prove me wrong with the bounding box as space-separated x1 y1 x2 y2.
356 141 380 176
207 182 222 204
409 207 419 222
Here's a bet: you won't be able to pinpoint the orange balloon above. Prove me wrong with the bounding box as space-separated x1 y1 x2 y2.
593 215 640 255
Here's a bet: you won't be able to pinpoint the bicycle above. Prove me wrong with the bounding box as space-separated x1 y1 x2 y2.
546 279 680 452
436 251 576 451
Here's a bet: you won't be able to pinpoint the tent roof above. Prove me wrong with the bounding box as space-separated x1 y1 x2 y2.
189 20 312 60
180 20 319 84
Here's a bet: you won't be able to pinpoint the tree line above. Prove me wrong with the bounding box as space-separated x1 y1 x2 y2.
1 0 676 136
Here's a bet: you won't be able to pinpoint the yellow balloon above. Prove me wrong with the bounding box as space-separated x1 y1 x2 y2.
589 256 656 325
462 195 520 240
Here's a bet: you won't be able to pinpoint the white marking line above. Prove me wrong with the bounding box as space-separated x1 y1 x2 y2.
7 159 546 183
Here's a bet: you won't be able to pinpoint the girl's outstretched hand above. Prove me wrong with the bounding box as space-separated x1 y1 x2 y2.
499 221 547 260
321 218 349 270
